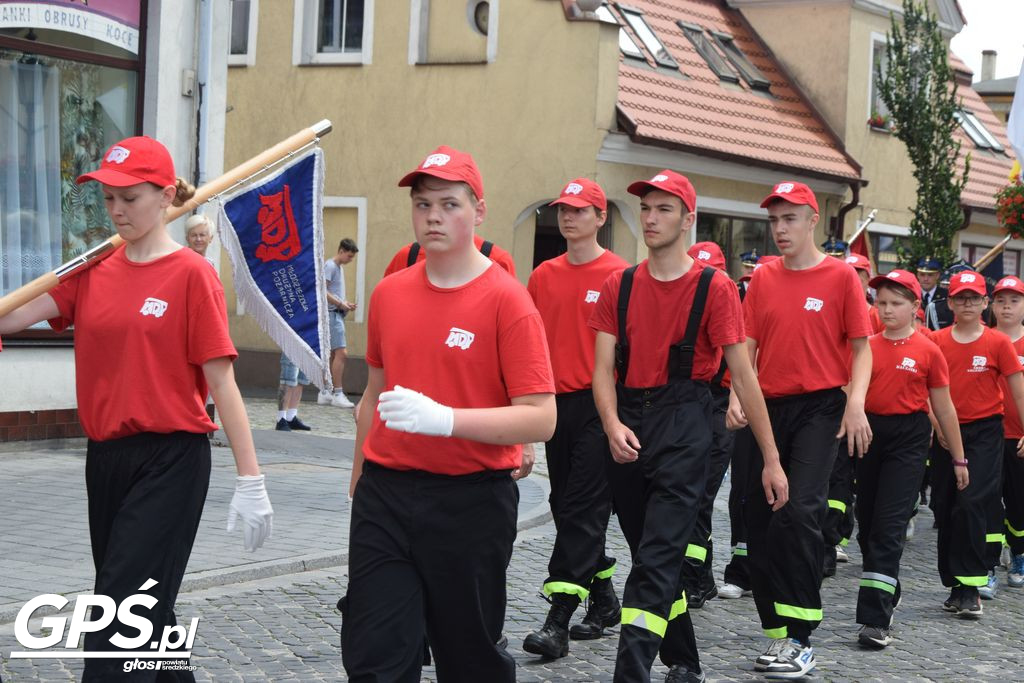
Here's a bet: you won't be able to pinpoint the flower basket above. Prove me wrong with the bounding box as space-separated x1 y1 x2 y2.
868 112 890 130
996 178 1024 240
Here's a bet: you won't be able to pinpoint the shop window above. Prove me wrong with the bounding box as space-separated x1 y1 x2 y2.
0 49 137 298
229 0 259 67
695 212 775 278
294 0 374 65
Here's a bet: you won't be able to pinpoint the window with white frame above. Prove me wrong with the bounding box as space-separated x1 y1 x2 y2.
955 109 1004 151
869 38 890 121
617 4 678 70
409 0 498 65
229 0 259 66
595 4 644 61
294 0 374 65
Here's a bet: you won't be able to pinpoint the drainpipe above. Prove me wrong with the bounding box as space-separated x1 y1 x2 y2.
194 0 213 188
834 181 862 239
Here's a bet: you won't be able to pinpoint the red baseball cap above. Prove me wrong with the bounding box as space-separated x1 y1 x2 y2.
550 178 607 211
627 170 697 213
993 276 1024 296
688 241 725 270
398 145 484 200
76 136 176 188
869 269 922 301
760 181 819 213
948 270 987 297
844 254 872 274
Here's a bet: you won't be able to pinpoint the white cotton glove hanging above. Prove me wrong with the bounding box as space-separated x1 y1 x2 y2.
377 385 455 437
227 474 274 551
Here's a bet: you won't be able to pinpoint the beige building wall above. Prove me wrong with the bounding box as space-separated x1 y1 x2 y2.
224 2 621 370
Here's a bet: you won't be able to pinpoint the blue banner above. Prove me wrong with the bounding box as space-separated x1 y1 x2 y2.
216 148 331 390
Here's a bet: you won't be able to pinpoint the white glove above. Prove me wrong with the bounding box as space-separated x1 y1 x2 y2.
377 385 455 437
227 474 274 552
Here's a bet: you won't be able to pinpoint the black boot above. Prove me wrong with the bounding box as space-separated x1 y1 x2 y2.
688 565 719 609
523 593 580 659
569 576 621 640
822 544 837 578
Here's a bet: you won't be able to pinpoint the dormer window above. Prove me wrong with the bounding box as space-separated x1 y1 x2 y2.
617 4 679 70
679 21 737 83
955 110 1004 151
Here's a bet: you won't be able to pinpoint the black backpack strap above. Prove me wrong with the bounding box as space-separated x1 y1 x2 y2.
479 240 494 257
614 265 638 384
710 358 728 391
406 242 421 268
669 265 717 383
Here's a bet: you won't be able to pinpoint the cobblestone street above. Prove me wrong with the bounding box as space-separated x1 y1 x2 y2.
1 401 1021 681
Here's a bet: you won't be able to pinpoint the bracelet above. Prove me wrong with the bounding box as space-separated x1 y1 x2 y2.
952 459 968 467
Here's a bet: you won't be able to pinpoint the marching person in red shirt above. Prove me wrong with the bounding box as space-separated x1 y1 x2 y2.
987 276 1024 589
854 269 965 647
342 146 555 682
522 178 628 658
731 181 873 678
0 137 273 679
931 270 1024 617
590 170 784 683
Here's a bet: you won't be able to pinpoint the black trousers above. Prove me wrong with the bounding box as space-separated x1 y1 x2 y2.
743 388 846 641
83 432 211 682
854 413 930 627
544 389 616 598
933 416 1003 588
609 381 712 683
681 389 734 592
1005 439 1024 555
723 428 752 590
823 438 855 549
341 462 518 683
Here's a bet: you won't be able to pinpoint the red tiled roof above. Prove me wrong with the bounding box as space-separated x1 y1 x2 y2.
950 53 1016 210
610 0 862 183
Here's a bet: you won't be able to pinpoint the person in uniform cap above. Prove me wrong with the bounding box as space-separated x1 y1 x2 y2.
822 237 849 258
740 249 760 276
916 257 944 312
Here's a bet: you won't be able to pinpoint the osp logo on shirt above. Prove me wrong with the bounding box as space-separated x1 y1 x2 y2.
140 298 168 318
969 355 988 373
803 297 824 312
584 290 600 304
898 357 919 374
445 327 475 350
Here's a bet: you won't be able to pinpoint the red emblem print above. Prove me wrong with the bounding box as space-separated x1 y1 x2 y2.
255 185 302 262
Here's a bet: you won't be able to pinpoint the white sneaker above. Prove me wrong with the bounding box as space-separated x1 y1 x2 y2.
754 637 788 672
1001 544 1012 570
764 639 816 679
835 545 849 563
717 582 751 599
331 392 355 408
905 518 915 541
317 391 334 405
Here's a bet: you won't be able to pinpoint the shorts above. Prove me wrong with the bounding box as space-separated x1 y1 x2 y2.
329 310 347 350
279 353 310 386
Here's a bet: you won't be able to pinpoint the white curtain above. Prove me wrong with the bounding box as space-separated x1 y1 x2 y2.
0 59 62 295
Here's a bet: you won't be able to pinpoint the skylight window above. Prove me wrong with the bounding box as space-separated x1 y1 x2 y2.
596 5 645 60
955 110 1004 151
678 21 737 83
617 5 678 70
711 31 771 91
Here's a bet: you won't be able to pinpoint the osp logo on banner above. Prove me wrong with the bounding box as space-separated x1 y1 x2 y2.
10 579 199 673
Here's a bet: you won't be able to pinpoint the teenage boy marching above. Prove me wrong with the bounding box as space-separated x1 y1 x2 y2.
986 276 1024 589
854 269 966 648
342 146 556 682
590 170 785 683
730 181 873 679
931 270 1024 618
522 178 628 658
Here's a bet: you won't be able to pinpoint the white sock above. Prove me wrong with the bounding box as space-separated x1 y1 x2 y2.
286 409 297 420
333 390 344 396
277 410 287 420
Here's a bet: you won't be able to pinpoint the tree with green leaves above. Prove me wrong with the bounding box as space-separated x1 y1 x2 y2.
876 0 968 269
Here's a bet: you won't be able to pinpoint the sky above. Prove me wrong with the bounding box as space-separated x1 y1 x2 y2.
949 0 1024 82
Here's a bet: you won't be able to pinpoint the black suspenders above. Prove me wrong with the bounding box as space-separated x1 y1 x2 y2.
614 264 717 385
406 240 494 268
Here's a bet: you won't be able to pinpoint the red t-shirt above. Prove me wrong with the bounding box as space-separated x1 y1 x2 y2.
527 250 629 393
998 332 1024 439
744 256 873 398
588 261 744 388
865 331 949 415
931 326 1022 423
49 247 236 441
383 234 516 277
868 305 884 334
365 262 554 474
